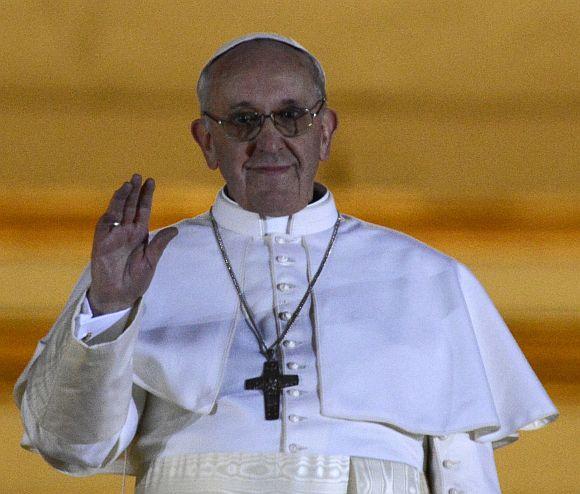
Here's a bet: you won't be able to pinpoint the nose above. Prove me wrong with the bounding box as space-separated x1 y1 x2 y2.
253 115 285 153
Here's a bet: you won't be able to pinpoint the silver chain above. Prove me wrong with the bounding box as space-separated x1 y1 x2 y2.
209 208 342 362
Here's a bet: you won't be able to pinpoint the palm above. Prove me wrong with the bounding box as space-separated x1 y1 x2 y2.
88 174 178 315
95 218 151 261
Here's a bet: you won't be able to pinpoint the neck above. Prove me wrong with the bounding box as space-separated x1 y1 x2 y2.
212 182 337 237
223 183 326 216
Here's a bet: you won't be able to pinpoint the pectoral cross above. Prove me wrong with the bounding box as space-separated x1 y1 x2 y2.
245 360 299 420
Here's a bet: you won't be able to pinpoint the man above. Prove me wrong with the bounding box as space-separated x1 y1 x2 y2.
15 33 557 493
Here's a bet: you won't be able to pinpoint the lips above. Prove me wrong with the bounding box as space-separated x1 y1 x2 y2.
248 165 292 174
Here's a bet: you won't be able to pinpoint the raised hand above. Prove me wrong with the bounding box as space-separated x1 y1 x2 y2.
87 174 178 316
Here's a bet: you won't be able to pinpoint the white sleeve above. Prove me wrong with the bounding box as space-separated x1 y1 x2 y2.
75 295 132 343
428 433 501 493
19 382 145 475
14 265 146 473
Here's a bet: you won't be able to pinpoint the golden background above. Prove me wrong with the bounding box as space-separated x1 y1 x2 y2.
1 1 578 492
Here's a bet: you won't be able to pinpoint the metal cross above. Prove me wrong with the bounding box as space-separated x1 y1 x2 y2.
245 360 299 420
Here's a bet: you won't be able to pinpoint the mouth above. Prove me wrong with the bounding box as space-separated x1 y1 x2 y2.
248 165 292 175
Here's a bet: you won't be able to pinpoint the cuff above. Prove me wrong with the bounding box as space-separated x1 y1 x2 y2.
75 292 133 343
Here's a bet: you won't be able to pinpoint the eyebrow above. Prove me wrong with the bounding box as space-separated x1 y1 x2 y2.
229 101 253 110
228 98 304 111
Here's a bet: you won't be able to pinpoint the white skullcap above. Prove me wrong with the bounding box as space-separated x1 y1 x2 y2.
197 32 326 93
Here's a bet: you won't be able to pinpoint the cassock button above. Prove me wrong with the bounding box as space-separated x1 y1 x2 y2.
276 255 295 265
275 236 299 244
283 340 296 348
288 443 306 452
279 311 292 321
448 489 464 494
81 332 93 342
443 460 461 470
443 460 460 470
287 362 300 370
277 282 294 292
289 414 305 422
287 389 301 397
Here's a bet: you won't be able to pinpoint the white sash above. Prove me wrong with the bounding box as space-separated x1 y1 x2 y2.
135 452 429 494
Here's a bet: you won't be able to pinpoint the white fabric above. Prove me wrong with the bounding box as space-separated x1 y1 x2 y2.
135 452 429 494
74 186 333 341
69 186 427 472
76 301 130 342
428 434 501 493
14 183 557 493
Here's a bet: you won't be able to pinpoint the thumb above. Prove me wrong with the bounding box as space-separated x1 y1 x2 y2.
145 227 179 266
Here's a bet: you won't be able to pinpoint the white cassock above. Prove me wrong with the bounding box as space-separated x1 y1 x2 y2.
14 183 557 494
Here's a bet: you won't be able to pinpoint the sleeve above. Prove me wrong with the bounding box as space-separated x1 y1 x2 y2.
455 262 558 447
427 433 501 494
13 262 146 474
75 294 132 344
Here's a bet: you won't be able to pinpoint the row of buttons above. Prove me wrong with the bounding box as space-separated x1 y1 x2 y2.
438 435 462 494
275 246 306 454
281 313 307 452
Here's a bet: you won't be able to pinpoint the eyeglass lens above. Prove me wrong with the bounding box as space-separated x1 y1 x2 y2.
224 108 313 141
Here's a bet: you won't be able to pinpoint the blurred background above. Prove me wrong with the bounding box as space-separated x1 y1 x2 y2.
1 1 578 492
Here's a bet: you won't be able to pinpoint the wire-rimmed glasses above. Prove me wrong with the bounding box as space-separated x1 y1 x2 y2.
202 98 326 142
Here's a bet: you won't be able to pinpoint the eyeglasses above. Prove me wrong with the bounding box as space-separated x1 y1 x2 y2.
202 98 326 142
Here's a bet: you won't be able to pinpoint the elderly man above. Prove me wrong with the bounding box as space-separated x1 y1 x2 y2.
15 33 557 494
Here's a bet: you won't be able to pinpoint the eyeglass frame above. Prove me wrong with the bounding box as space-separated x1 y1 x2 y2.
201 97 327 142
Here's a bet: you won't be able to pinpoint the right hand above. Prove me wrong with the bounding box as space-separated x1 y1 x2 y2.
87 174 178 316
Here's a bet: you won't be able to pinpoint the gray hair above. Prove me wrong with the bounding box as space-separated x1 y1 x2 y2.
196 39 326 112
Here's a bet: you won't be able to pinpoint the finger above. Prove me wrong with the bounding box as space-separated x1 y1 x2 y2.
96 181 132 232
96 213 123 234
105 181 132 217
122 174 142 225
144 227 178 267
134 177 155 226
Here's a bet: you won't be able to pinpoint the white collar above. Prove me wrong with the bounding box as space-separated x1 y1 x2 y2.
210 183 339 237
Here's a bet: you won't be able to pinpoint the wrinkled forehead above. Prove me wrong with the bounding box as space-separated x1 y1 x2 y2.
206 41 320 107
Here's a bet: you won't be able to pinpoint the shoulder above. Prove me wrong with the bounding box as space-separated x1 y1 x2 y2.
337 214 460 275
149 212 213 246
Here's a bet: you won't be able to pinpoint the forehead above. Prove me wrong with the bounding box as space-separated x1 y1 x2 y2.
208 41 318 108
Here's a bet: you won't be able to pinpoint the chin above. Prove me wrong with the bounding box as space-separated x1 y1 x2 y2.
244 179 308 216
252 199 304 217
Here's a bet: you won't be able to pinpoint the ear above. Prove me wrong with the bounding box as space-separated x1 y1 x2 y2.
318 107 338 161
191 118 219 170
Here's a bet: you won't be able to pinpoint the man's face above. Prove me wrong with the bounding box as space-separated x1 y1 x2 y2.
192 42 337 217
